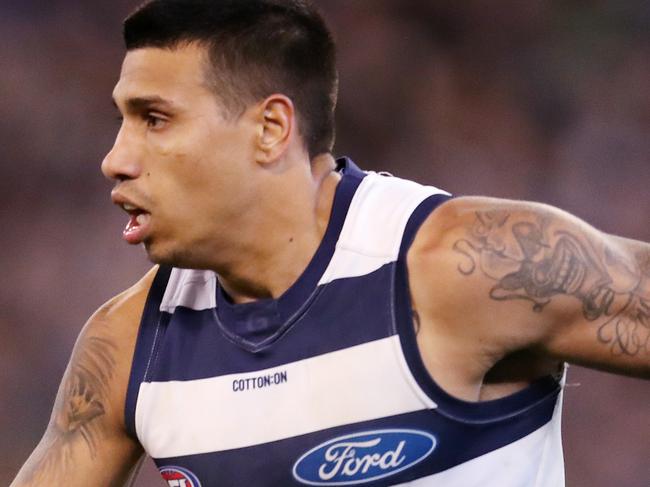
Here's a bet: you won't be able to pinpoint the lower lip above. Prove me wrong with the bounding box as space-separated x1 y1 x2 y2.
123 213 151 245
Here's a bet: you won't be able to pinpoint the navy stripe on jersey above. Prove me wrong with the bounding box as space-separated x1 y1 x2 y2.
125 265 172 438
148 264 394 382
393 196 561 422
153 395 557 487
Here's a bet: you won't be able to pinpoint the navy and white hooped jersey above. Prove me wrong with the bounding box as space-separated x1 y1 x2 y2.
125 158 565 487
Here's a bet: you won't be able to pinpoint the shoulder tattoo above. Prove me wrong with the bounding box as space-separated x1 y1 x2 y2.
453 210 650 357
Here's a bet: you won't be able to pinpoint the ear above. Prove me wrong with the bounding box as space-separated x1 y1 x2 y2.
255 94 294 165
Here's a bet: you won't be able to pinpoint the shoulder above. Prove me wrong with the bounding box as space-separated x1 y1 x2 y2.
404 194 612 349
404 195 575 345
407 194 603 267
406 195 572 289
91 265 159 328
403 197 571 390
405 195 596 269
409 196 560 247
77 265 159 361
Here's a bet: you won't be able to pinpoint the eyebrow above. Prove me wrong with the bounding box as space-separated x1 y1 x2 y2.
112 95 175 113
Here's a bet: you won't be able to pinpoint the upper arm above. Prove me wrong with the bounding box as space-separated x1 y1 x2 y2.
11 267 158 487
408 196 650 379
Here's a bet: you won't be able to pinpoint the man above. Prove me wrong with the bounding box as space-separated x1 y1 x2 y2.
11 0 649 485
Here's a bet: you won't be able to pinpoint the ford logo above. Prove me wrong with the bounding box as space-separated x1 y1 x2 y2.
292 429 436 485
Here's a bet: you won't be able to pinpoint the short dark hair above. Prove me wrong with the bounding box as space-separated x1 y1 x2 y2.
123 0 338 158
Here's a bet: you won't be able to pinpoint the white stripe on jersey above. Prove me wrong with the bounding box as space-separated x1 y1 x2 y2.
136 336 436 458
160 268 216 313
319 173 450 286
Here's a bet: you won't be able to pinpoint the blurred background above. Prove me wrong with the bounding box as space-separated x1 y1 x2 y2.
1 0 648 485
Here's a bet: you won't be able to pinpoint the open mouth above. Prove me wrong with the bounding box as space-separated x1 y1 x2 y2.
121 203 152 245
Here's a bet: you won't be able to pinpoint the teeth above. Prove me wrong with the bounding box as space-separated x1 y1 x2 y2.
136 213 149 225
123 203 138 211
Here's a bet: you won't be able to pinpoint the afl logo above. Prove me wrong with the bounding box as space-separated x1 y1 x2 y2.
292 429 436 485
159 466 202 487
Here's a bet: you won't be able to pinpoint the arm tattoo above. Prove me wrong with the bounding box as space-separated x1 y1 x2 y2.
56 335 117 454
453 210 650 357
24 333 117 484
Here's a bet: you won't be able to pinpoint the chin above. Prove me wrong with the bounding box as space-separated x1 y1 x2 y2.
144 240 177 266
144 240 204 270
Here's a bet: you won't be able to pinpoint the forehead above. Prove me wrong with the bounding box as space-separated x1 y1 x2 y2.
113 44 213 105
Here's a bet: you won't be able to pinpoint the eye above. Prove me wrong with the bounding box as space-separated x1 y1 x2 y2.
145 112 167 130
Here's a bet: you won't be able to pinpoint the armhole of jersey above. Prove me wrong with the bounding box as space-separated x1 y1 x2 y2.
394 196 562 423
124 265 173 439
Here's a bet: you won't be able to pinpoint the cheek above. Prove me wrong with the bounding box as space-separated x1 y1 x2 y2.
159 158 222 218
150 122 254 214
149 134 207 187
148 129 183 158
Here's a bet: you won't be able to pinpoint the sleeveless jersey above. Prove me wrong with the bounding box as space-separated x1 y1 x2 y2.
125 158 565 487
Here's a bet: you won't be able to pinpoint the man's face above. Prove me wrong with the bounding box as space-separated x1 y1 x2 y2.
103 44 258 267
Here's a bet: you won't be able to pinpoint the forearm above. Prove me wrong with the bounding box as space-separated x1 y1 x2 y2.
11 432 143 487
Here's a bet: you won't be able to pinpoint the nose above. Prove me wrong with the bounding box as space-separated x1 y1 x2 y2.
101 125 142 181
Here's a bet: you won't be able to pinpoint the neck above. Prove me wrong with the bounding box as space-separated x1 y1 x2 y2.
217 153 340 303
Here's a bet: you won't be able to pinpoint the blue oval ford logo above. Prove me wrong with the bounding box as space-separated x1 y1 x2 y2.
292 429 436 485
